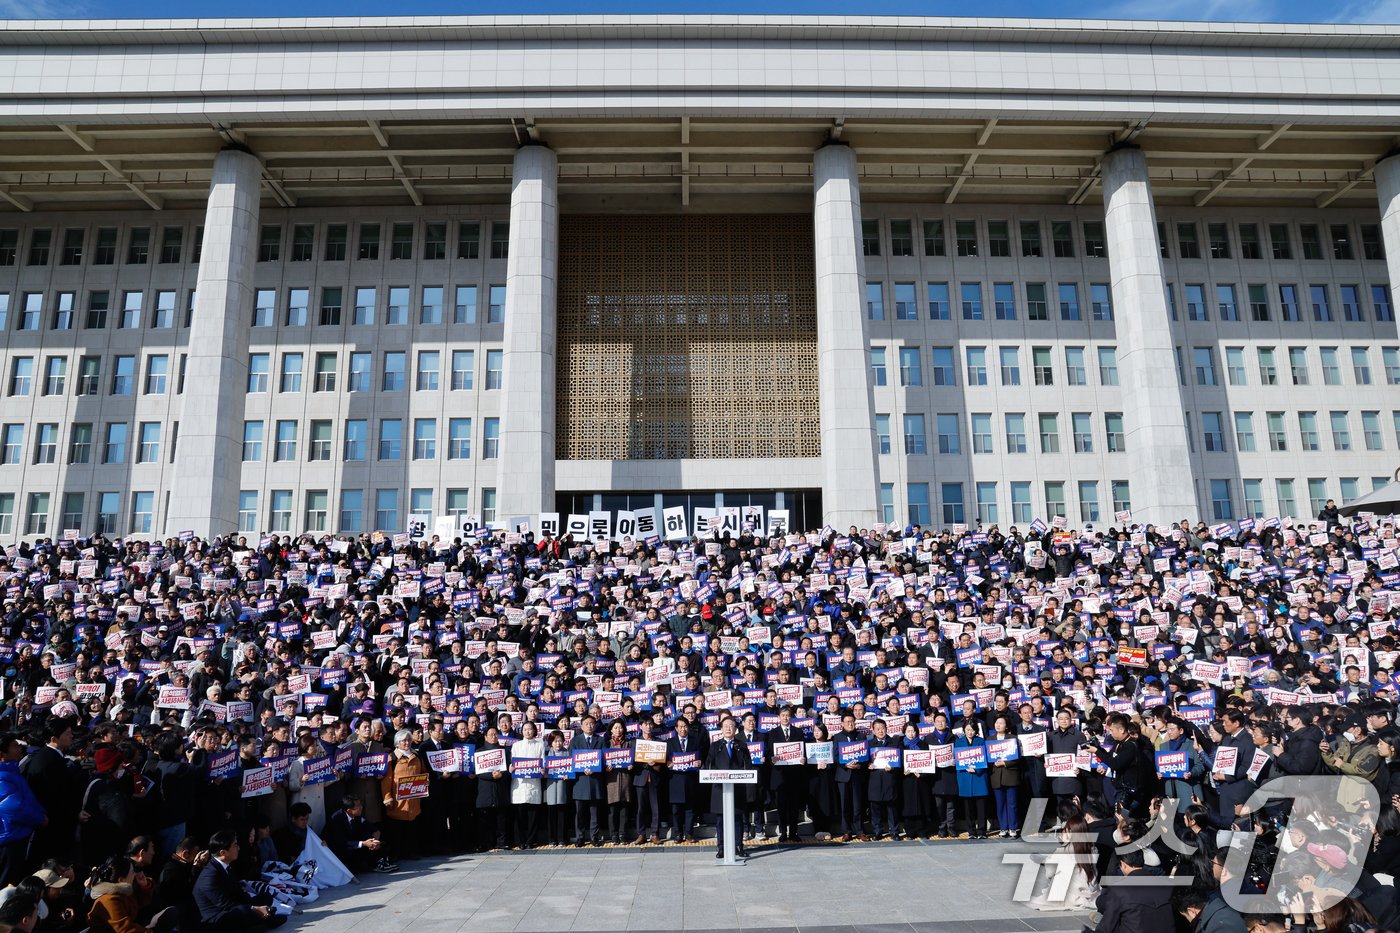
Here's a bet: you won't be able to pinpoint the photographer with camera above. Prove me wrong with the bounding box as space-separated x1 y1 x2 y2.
1088 714 1157 820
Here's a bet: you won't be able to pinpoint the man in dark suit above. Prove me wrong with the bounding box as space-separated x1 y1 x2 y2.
569 715 606 846
764 707 804 841
1212 709 1256 827
738 712 765 840
193 830 284 931
703 716 753 859
323 794 396 875
20 716 76 864
666 717 702 842
832 713 870 841
865 718 901 839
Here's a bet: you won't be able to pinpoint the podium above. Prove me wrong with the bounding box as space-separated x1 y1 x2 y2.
700 769 758 865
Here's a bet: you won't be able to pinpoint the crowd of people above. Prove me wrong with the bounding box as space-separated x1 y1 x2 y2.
0 502 1394 932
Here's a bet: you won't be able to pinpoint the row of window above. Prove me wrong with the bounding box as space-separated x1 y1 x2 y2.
12 405 1392 471
10 215 1383 274
5 216 1381 271
6 352 180 398
866 280 1114 322
861 217 1385 263
0 290 193 333
870 344 1119 388
0 227 201 268
883 473 1389 529
0 414 506 468
1179 344 1400 389
245 349 500 395
875 411 1126 457
1202 477 1387 523
0 282 509 334
0 220 507 269
0 347 503 399
1184 410 1400 456
0 486 500 538
239 417 497 463
888 479 1133 527
1165 282 1391 324
863 279 1394 324
250 285 504 328
870 408 1400 460
868 342 1400 391
236 487 497 535
0 421 175 467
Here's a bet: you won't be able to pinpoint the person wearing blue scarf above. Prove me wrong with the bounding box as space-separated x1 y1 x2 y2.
927 714 958 838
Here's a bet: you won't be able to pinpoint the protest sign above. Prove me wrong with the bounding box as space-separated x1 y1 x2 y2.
240 767 275 798
1156 750 1190 779
395 774 430 800
955 745 986 772
1045 753 1078 778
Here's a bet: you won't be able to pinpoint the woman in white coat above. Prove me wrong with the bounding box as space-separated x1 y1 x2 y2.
510 722 546 848
1025 814 1100 912
287 734 329 835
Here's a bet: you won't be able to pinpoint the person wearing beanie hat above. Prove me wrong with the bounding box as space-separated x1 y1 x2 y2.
78 747 137 868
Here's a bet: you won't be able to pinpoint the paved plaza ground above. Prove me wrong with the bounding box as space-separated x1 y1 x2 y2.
287 839 1087 933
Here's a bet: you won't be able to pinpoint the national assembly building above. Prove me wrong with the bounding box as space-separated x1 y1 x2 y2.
0 15 1398 539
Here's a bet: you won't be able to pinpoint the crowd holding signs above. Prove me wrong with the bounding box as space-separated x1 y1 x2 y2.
3 499 1400 931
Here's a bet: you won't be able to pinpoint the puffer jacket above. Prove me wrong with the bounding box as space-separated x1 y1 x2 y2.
0 759 45 845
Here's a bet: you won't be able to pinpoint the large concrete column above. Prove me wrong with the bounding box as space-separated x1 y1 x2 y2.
813 143 880 530
496 144 558 524
167 148 260 537
1375 154 1400 311
1101 145 1196 527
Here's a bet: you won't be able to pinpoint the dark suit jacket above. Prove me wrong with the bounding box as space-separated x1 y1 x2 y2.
569 732 606 801
866 734 901 802
764 726 803 789
192 858 258 930
702 737 754 813
665 734 701 804
831 729 867 785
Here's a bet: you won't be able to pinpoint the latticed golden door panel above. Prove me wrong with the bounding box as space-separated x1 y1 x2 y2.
557 215 820 461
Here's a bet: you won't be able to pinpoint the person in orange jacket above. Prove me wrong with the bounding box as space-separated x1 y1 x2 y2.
380 729 427 861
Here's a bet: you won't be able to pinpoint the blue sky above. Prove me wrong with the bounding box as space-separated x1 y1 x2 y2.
5 0 1399 25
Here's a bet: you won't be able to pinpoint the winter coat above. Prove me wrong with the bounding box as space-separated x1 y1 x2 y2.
985 734 1020 788
87 881 145 933
287 755 328 834
80 773 136 864
509 738 544 805
1046 726 1086 796
474 742 509 809
0 760 44 845
954 735 990 797
381 750 427 821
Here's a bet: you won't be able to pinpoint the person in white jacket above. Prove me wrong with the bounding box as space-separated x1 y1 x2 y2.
1024 815 1100 912
287 734 329 835
509 722 546 848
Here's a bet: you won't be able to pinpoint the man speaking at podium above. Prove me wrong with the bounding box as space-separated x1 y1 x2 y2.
704 717 754 859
